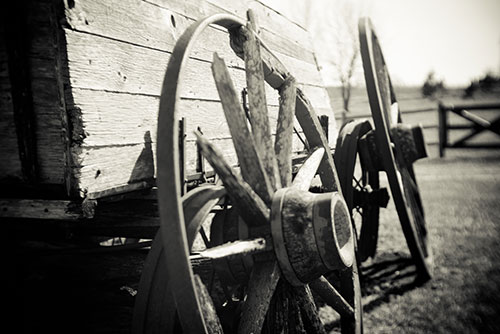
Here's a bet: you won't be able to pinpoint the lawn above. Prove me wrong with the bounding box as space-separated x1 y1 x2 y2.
334 149 500 333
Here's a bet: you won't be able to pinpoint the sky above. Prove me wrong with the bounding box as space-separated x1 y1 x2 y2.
301 0 500 87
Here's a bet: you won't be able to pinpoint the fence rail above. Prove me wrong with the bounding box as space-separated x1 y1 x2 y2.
438 102 500 157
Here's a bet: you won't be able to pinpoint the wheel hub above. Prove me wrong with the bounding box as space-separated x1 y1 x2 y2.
271 188 354 286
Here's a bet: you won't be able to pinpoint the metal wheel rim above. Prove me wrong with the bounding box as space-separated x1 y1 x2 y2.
358 17 432 280
335 120 381 262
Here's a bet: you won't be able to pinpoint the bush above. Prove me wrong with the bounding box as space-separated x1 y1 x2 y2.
463 73 500 98
421 71 445 98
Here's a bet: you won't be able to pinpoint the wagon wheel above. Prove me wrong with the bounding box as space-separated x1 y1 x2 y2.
132 12 363 334
334 120 389 263
358 17 432 280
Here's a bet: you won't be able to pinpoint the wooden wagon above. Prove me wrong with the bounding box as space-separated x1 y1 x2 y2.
2 1 432 333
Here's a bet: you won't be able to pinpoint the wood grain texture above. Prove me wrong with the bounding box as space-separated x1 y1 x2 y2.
54 0 337 197
211 53 273 204
242 25 280 191
0 198 84 219
0 26 23 181
238 261 281 334
274 76 296 187
195 131 270 227
280 190 326 283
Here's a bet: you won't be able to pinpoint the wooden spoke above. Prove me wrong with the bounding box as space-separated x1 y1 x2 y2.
211 53 273 204
242 24 281 190
133 185 226 334
292 147 325 191
274 76 297 187
238 261 281 334
295 286 327 333
195 131 269 227
193 275 224 333
309 276 354 318
189 237 267 261
339 261 363 334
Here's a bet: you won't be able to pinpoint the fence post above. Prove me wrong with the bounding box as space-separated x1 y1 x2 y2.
438 102 447 157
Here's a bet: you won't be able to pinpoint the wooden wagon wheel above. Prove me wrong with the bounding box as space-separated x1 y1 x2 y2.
334 120 389 262
357 17 433 280
132 12 363 334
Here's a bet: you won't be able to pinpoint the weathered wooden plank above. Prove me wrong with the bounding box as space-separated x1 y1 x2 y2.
71 132 307 197
0 0 70 189
66 87 316 146
0 198 84 219
63 29 322 98
72 144 156 197
29 78 66 184
205 0 313 51
63 0 316 65
59 0 337 198
4 1 39 184
0 22 23 181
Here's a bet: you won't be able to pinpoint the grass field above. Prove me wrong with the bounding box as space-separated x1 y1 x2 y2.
321 148 500 333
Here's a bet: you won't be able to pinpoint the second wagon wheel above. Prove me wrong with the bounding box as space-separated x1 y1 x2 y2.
334 120 390 262
357 17 433 280
133 12 363 334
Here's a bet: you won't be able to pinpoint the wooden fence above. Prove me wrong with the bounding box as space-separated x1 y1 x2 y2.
438 102 500 157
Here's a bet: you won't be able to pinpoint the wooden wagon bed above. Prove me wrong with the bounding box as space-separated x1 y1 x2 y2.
1 0 336 231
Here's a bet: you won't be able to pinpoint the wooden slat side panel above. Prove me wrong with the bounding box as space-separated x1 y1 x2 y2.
63 0 317 65
0 24 23 182
63 30 324 96
67 89 309 196
2 0 70 189
62 0 336 197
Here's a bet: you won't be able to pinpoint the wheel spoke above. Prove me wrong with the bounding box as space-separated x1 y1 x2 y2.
292 147 325 191
189 237 268 261
238 261 281 334
309 276 354 318
211 52 273 204
274 76 297 187
295 285 327 333
242 24 281 190
195 131 270 227
133 185 226 334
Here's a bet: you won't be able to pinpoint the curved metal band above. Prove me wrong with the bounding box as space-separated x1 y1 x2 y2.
359 17 430 277
157 14 246 334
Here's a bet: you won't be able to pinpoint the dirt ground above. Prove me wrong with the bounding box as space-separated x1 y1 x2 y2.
9 149 500 333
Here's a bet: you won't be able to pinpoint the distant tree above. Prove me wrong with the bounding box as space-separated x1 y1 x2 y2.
421 71 445 98
328 1 361 123
463 73 500 98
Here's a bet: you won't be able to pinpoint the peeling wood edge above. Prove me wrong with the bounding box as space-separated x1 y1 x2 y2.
49 0 74 197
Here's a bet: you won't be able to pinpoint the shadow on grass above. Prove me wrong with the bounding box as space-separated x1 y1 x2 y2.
323 253 425 332
360 253 426 314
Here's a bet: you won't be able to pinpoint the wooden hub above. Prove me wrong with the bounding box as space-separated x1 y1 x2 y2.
271 188 354 286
